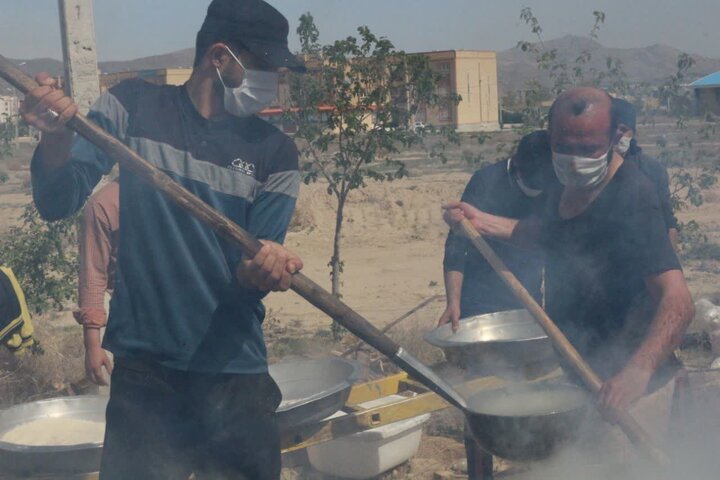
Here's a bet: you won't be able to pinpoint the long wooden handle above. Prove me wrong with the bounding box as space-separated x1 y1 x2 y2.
457 219 668 465
0 55 401 363
341 295 443 357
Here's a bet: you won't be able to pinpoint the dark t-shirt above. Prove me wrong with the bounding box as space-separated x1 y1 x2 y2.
627 149 678 230
444 160 545 317
540 159 681 384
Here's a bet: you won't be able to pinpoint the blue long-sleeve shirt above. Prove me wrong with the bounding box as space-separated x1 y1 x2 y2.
32 79 299 374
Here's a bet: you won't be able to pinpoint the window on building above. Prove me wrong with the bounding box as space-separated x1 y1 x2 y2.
467 74 471 103
438 104 451 121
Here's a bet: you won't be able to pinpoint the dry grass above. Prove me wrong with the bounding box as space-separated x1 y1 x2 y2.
389 322 445 367
264 310 336 364
288 194 317 233
0 312 84 408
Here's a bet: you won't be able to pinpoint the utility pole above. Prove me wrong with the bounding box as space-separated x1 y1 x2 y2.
58 1 104 396
58 0 100 114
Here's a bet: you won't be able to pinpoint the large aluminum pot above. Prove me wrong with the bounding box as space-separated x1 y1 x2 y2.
424 309 557 375
466 382 590 461
271 357 361 430
0 395 107 476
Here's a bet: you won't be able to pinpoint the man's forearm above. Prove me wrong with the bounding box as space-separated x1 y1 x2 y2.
630 278 694 373
31 129 86 222
470 214 542 250
469 211 517 240
444 270 464 308
83 327 103 351
35 130 73 173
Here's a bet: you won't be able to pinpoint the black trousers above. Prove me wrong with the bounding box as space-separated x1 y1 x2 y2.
100 358 282 480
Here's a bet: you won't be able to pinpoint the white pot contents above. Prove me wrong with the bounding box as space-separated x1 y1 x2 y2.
1 418 105 446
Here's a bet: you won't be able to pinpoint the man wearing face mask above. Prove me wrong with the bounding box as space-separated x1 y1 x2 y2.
439 131 552 480
613 98 679 250
440 131 551 330
443 88 694 450
22 1 304 478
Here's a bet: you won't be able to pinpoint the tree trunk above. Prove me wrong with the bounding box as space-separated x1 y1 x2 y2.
330 195 347 340
330 196 346 298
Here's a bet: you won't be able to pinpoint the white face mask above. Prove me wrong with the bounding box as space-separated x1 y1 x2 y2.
616 135 632 155
552 148 610 188
507 158 543 197
216 46 279 117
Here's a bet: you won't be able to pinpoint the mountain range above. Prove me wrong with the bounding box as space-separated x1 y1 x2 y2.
4 35 720 95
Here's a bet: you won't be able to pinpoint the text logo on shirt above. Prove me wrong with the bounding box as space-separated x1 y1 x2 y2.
229 158 256 178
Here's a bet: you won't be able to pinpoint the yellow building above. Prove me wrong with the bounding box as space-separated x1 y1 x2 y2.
414 50 500 132
95 49 501 133
100 68 192 92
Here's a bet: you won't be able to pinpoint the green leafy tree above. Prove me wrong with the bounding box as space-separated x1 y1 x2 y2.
0 204 79 314
288 14 457 336
0 114 15 160
296 12 320 55
516 8 628 125
651 55 718 250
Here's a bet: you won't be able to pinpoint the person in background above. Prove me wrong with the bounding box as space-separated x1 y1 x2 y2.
21 0 305 478
444 87 694 457
439 130 552 480
613 98 679 250
73 180 118 386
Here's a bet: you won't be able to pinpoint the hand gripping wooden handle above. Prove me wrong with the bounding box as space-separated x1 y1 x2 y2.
0 56 403 364
0 54 480 411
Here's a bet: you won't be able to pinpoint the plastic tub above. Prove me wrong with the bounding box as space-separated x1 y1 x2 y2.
307 394 430 479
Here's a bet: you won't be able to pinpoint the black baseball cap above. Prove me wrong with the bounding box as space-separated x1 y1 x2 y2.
516 130 550 163
199 0 306 72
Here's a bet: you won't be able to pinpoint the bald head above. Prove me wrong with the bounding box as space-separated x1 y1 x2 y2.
549 87 618 158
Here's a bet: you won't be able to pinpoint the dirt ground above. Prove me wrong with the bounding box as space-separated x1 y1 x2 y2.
0 126 719 478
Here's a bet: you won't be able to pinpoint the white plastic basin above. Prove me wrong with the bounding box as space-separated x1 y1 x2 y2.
306 394 430 479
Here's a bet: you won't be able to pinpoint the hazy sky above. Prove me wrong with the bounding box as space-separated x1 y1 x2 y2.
1 0 719 61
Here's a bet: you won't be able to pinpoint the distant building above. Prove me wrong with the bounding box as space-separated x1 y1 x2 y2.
100 68 192 92
689 71 720 116
414 50 500 132
0 95 19 122
95 49 501 133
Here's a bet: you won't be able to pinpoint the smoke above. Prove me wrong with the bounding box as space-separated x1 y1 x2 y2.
502 368 720 480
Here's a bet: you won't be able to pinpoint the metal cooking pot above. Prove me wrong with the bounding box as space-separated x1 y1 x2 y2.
465 382 590 461
0 395 107 476
271 357 361 430
0 358 361 475
424 309 557 376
